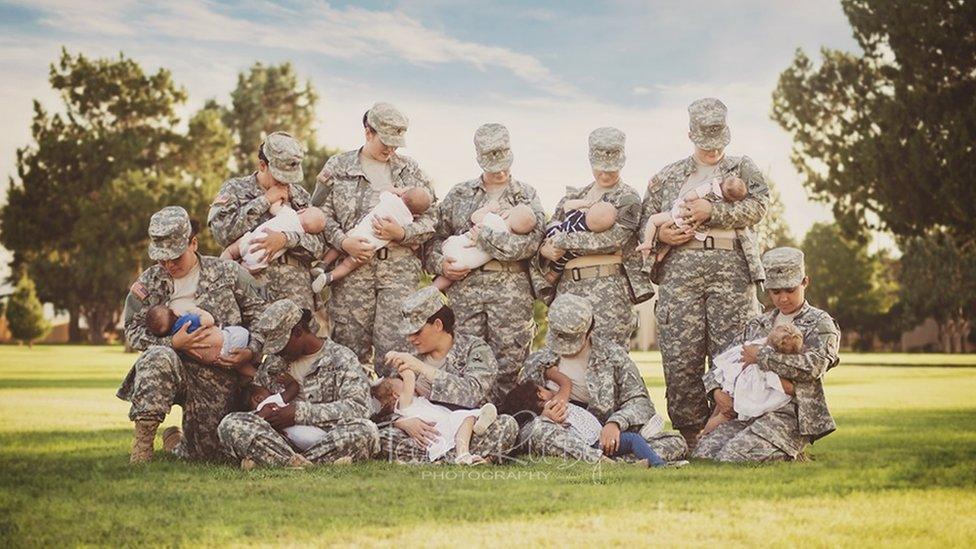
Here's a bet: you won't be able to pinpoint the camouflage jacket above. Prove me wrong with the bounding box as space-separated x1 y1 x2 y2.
424 177 545 275
425 334 498 409
518 336 655 432
122 255 267 356
258 338 373 427
207 173 324 265
311 149 437 252
704 301 840 441
641 155 768 282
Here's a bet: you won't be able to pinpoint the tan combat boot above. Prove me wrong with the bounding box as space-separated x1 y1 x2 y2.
161 426 182 453
130 420 160 464
286 453 313 469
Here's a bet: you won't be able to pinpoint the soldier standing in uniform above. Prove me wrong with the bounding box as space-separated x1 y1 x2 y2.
424 123 545 402
311 103 437 370
537 127 646 347
208 131 322 312
640 98 769 449
219 299 379 469
117 206 267 463
694 247 840 462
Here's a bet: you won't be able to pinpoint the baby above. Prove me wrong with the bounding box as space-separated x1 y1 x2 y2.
638 176 747 261
372 368 498 465
311 187 432 291
544 200 618 284
146 304 256 378
701 324 804 436
221 202 328 273
246 380 330 452
432 203 538 291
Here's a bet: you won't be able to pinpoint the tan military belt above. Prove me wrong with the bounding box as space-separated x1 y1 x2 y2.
563 253 623 270
481 260 527 273
275 253 307 268
677 236 741 251
377 244 415 261
567 263 622 281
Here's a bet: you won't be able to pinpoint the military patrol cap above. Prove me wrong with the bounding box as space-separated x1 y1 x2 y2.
474 123 514 173
148 206 191 261
546 293 594 355
400 286 448 335
688 98 731 150
255 299 304 355
261 131 305 185
588 127 626 171
763 247 806 289
366 102 409 147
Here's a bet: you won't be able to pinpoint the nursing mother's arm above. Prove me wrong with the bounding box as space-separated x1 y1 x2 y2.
757 316 841 382
208 182 271 248
549 193 640 255
605 354 654 432
477 190 547 262
294 351 372 426
122 278 171 352
428 340 497 409
704 156 769 230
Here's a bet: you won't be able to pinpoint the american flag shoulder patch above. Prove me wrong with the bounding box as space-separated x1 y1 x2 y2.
130 281 149 300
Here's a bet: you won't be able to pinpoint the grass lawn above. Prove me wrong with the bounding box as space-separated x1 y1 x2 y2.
1 345 975 547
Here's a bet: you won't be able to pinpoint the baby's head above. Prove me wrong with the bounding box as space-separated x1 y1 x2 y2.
768 324 803 354
246 383 274 410
370 377 405 416
585 201 618 232
402 187 433 216
720 177 747 202
298 207 327 234
505 204 537 235
498 381 548 427
147 304 177 337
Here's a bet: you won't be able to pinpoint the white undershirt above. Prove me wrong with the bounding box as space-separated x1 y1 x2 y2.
546 345 592 404
288 346 327 385
774 309 800 328
360 151 393 209
168 262 200 315
415 354 447 398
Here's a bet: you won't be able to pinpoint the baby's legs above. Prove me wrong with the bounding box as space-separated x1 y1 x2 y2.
616 432 666 467
454 416 477 461
321 248 341 267
432 276 454 291
221 240 243 261
701 404 735 437
312 256 365 292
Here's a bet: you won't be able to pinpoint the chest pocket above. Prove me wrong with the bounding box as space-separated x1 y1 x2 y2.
196 278 238 326
332 178 367 230
301 368 342 404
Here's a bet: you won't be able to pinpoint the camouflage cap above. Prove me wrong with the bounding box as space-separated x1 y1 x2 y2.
763 247 806 289
399 286 448 335
588 127 626 171
546 293 593 355
688 98 731 150
254 299 303 355
147 206 191 261
367 102 409 148
261 131 305 185
473 123 513 173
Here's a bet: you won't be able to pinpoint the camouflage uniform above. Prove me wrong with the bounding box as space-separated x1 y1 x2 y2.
219 300 379 466
641 98 769 432
424 124 545 402
377 287 518 462
515 294 687 463
208 132 322 312
117 208 268 462
694 248 841 462
311 104 437 368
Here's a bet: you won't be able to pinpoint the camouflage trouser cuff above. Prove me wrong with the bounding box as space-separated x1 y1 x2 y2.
130 411 166 423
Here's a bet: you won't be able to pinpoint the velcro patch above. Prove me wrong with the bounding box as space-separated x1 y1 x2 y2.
130 281 148 300
212 194 230 205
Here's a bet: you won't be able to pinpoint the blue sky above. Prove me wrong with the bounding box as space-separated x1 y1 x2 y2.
0 0 864 291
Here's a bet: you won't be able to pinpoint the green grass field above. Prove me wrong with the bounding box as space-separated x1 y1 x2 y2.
1 346 975 547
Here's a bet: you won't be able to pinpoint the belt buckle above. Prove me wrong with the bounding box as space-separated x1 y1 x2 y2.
703 236 715 250
377 248 389 260
571 267 582 281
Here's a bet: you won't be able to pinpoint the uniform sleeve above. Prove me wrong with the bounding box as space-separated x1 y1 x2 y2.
428 340 497 408
123 282 172 352
313 160 349 250
517 350 556 386
605 353 654 431
757 316 840 382
476 189 546 262
549 193 639 255
294 355 372 426
705 156 769 230
207 183 271 248
399 167 438 247
423 190 454 275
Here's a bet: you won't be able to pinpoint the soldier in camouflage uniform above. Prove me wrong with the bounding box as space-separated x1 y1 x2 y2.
694 247 840 462
378 287 519 463
424 123 545 402
219 300 379 468
117 206 267 463
639 98 769 447
311 103 437 369
208 131 323 312
516 294 687 463
537 127 649 348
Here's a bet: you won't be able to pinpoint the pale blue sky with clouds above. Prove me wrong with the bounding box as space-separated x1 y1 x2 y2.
0 0 863 288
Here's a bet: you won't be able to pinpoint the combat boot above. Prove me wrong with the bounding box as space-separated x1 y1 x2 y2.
161 426 182 453
130 420 159 464
286 453 313 469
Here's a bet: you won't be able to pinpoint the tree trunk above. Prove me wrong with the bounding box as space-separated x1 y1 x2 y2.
68 306 83 343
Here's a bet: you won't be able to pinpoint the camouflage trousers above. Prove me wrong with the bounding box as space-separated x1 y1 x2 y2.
116 345 240 461
655 248 758 431
218 412 379 466
556 272 635 348
448 270 535 403
692 403 809 462
328 254 419 372
377 414 518 463
516 416 689 463
256 261 316 311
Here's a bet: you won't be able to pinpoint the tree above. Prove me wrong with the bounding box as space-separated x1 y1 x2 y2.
755 176 797 252
771 0 976 246
6 271 51 347
802 223 897 349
